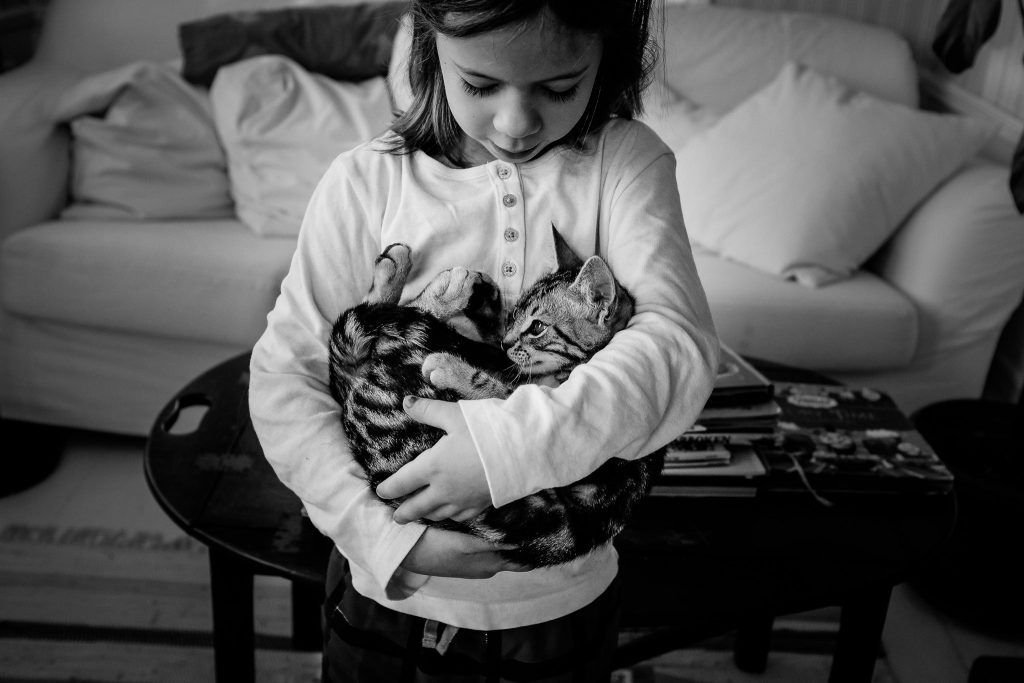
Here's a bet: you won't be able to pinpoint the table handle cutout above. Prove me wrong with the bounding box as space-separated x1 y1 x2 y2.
161 393 212 436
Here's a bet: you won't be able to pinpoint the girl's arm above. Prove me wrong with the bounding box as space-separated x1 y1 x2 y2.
248 156 423 589
461 135 720 508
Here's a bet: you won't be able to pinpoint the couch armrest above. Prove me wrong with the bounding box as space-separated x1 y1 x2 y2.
0 61 81 246
869 163 1024 370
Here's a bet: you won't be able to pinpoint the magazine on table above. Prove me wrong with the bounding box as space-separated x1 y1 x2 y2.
653 372 953 498
751 382 954 496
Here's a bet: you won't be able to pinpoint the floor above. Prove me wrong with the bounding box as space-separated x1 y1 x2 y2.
2 429 1023 682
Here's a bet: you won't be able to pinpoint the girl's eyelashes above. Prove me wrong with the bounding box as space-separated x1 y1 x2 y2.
544 84 579 103
459 79 580 103
461 79 498 97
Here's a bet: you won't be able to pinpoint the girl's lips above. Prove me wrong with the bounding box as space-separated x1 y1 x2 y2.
493 143 539 162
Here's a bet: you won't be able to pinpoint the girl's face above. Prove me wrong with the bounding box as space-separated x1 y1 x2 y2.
435 11 602 166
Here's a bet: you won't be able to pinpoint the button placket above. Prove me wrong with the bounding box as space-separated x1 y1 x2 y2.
495 163 526 299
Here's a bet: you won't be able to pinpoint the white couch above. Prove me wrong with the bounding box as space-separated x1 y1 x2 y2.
2 0 1023 437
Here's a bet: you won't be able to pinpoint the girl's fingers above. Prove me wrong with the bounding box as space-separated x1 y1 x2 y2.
375 455 429 500
423 504 459 522
403 395 461 430
392 488 442 524
451 508 483 523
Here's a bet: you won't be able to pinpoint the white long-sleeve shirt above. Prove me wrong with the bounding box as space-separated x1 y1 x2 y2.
249 118 719 630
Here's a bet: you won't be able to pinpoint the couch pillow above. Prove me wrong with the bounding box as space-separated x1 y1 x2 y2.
58 61 233 221
387 11 414 115
180 2 407 87
210 55 393 237
639 83 721 153
675 62 996 287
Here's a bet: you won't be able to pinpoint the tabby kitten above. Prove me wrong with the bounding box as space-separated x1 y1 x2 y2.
328 242 665 567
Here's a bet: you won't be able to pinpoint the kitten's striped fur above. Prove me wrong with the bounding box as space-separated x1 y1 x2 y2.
329 242 665 567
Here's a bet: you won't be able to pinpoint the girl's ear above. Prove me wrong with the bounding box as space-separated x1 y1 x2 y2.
571 256 617 324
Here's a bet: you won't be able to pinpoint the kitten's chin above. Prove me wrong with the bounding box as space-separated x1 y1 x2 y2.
533 374 562 389
519 359 565 377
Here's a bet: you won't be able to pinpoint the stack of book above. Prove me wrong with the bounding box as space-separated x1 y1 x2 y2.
655 346 779 496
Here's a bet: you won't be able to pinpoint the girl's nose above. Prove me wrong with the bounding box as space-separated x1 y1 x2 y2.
493 92 541 140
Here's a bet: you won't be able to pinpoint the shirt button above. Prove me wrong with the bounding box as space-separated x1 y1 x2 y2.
501 260 518 278
502 194 517 208
504 227 519 242
497 166 511 179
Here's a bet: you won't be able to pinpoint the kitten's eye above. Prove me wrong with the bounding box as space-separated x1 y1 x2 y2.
526 320 548 337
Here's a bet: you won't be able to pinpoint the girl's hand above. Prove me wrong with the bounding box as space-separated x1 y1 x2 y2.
376 396 492 524
400 527 529 578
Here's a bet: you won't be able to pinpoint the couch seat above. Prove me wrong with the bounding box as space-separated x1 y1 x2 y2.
694 247 918 372
1 221 920 374
1 219 296 346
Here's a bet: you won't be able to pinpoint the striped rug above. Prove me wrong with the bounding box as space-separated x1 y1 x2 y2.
0 520 896 683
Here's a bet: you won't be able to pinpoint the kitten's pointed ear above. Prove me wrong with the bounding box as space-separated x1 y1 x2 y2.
571 256 617 323
552 224 584 271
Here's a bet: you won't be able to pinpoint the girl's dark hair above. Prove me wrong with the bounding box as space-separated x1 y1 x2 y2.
385 0 657 167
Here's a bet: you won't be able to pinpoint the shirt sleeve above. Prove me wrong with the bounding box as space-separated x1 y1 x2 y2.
248 152 428 591
460 126 720 507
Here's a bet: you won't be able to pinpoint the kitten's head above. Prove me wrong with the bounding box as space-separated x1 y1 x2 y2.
503 256 633 376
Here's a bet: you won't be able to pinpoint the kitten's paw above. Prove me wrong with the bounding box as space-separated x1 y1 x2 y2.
421 352 468 391
366 244 412 304
417 268 497 317
422 353 508 399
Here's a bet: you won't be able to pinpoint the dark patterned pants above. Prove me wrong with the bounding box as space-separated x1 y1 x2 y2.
321 548 621 683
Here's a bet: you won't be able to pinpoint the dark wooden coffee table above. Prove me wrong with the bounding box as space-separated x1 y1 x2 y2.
144 353 330 683
145 352 955 683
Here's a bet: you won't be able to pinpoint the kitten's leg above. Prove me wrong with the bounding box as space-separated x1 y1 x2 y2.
422 353 512 400
364 243 412 305
411 267 496 318
411 268 502 343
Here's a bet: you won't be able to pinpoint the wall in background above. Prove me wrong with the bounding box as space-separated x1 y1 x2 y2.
0 0 48 72
715 0 1024 161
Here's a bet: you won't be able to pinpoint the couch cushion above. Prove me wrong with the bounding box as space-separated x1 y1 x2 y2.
210 56 394 237
661 4 918 112
34 0 394 74
0 219 296 346
180 2 407 86
54 60 234 222
694 248 918 371
676 62 995 287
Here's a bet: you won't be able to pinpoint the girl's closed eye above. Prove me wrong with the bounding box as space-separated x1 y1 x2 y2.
461 79 498 98
460 79 580 104
544 84 579 103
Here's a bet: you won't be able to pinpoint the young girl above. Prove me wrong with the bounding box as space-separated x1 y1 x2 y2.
249 0 719 680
